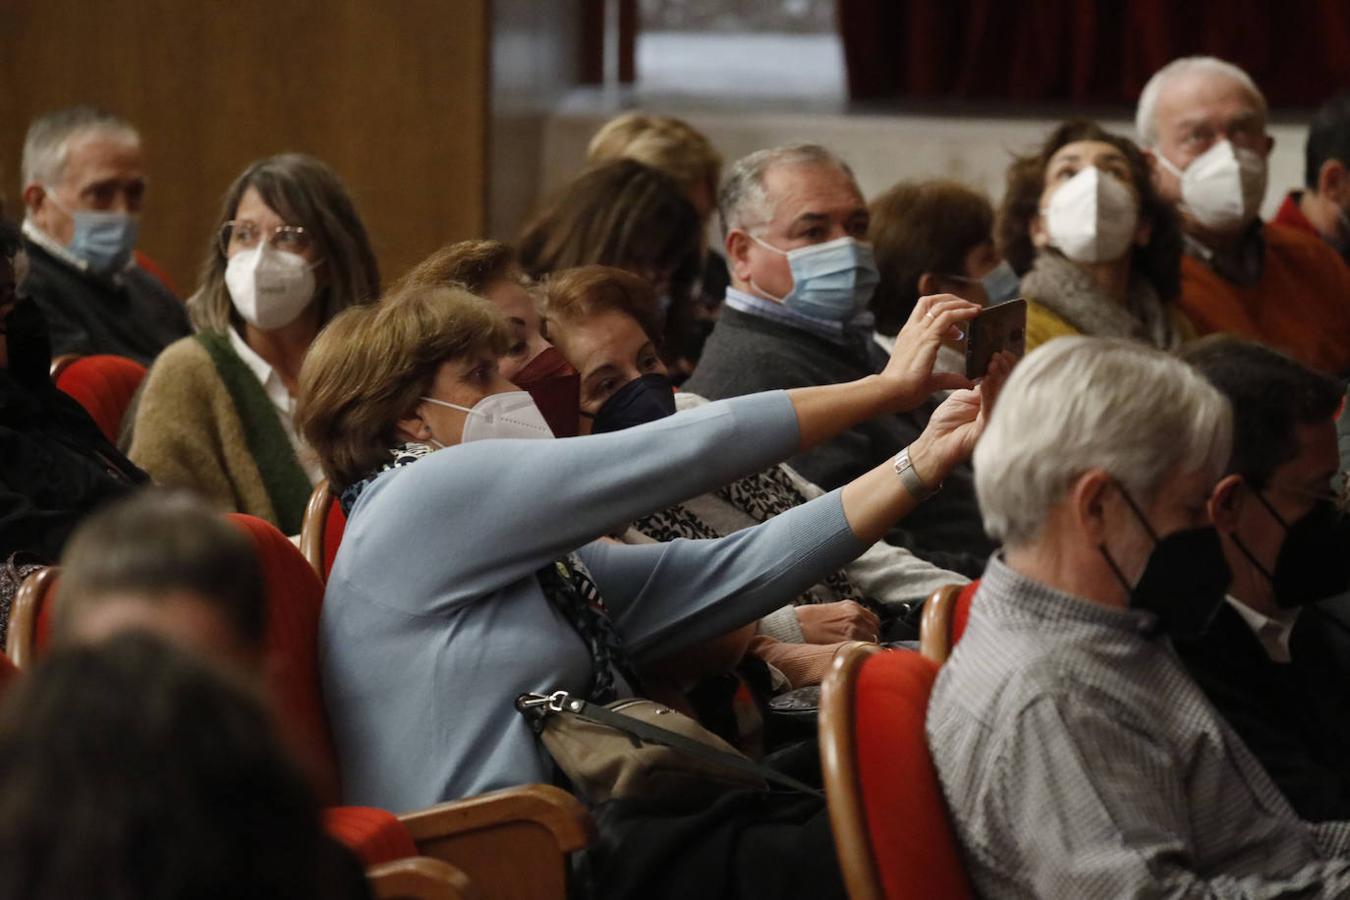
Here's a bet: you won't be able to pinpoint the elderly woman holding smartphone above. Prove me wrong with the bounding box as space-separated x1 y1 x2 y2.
298 279 1006 813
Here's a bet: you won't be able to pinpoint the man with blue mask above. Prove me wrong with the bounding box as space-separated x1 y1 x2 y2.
1138 57 1350 376
19 106 189 366
1175 336 1350 823
686 144 996 577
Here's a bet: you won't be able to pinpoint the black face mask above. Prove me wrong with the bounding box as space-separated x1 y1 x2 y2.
1230 491 1350 608
582 373 676 434
1099 485 1232 640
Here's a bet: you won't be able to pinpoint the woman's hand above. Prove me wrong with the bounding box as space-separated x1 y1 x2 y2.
906 350 1016 487
876 293 982 413
796 600 880 644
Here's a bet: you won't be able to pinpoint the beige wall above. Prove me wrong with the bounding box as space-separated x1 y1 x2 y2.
0 0 489 294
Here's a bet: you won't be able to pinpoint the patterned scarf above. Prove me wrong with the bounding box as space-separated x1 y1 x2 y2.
534 555 640 703
340 442 637 703
634 463 877 613
337 442 436 516
1019 250 1183 350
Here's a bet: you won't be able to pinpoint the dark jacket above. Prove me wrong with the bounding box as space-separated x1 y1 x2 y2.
684 306 994 576
0 297 145 564
21 239 190 366
1175 600 1350 822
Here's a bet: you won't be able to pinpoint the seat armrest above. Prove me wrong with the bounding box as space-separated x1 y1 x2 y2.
398 784 594 900
367 856 479 900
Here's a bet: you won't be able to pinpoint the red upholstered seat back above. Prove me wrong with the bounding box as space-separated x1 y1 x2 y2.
854 650 973 899
950 581 979 647
322 496 347 581
226 513 341 804
54 354 148 443
322 806 418 866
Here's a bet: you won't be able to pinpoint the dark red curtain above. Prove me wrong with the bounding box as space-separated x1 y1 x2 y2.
838 0 1350 107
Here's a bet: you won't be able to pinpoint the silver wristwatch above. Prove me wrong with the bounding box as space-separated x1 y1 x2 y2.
893 446 940 501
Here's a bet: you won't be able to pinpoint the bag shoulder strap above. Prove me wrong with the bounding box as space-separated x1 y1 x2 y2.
519 691 821 797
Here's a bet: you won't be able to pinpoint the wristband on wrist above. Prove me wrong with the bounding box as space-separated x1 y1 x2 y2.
893 446 941 501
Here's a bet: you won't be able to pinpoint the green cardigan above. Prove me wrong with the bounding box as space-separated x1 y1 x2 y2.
128 332 312 533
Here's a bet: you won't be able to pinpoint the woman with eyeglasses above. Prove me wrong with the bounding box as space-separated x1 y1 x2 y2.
129 154 379 533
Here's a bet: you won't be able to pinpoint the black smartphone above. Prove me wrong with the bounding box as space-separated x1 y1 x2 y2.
965 298 1027 379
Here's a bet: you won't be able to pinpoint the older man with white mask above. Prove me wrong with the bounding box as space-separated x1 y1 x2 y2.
685 143 996 578
929 336 1350 897
1136 56 1350 376
20 106 188 365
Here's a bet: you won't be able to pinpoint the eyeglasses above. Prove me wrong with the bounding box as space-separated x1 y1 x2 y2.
219 221 312 256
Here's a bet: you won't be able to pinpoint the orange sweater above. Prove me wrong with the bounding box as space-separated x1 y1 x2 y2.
1179 223 1350 375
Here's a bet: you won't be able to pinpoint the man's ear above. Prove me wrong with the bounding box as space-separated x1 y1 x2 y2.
1208 473 1245 533
1070 469 1114 544
20 182 46 215
726 229 754 283
1318 159 1348 204
917 272 942 296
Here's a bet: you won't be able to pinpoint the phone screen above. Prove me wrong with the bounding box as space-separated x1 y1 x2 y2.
965 298 1027 379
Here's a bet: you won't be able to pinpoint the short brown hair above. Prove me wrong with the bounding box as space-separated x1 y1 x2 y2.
586 112 722 205
537 265 663 345
296 284 511 490
391 239 523 297
188 153 380 334
868 179 994 335
57 490 265 649
996 119 1181 301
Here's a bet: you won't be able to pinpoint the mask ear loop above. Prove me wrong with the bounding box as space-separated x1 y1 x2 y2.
745 233 790 303
1097 481 1158 597
1226 485 1288 588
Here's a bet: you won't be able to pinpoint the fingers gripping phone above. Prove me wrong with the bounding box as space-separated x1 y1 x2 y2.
965 298 1027 379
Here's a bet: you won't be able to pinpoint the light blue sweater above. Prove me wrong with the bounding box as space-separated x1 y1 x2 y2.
321 391 865 811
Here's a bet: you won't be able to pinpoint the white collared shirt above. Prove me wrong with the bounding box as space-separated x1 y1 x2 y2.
1225 595 1300 664
226 326 324 485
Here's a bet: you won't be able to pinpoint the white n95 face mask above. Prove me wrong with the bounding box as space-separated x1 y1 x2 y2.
1044 167 1140 264
225 242 317 330
1156 140 1267 232
420 391 554 444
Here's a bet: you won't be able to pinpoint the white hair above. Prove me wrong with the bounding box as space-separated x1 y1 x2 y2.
1135 56 1267 147
717 143 856 238
973 337 1232 547
20 106 139 193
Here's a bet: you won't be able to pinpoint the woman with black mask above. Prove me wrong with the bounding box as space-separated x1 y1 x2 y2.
538 265 969 694
0 218 144 644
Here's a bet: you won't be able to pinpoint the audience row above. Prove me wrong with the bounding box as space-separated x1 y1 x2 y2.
0 52 1349 898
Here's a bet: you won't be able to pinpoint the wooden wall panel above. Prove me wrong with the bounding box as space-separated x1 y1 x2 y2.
0 0 488 294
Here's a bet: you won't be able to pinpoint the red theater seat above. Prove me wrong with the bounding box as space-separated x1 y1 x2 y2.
820 644 973 899
51 354 147 443
299 481 346 583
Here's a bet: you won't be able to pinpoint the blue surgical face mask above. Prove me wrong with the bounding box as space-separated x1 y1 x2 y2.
749 235 880 322
947 260 1019 307
46 190 139 274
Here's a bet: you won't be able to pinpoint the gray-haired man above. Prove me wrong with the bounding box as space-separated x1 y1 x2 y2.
684 143 994 577
930 336 1350 897
20 106 188 365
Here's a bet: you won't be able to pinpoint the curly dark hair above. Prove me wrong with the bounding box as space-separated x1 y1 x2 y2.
996 119 1183 302
0 634 338 899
